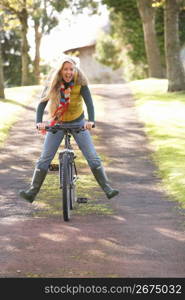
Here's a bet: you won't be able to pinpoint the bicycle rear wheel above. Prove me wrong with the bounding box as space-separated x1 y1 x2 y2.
60 153 71 221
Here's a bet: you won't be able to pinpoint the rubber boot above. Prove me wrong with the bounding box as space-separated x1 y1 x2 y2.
19 168 47 203
91 166 119 199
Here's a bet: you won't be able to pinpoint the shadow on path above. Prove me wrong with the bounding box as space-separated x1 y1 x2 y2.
0 84 184 278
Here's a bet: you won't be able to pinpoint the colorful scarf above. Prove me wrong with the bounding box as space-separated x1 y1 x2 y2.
41 80 74 134
49 80 74 126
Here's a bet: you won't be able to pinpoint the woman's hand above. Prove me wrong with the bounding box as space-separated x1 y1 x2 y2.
84 121 95 131
36 121 49 131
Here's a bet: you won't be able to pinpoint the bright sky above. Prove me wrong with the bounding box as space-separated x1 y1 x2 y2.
28 4 109 66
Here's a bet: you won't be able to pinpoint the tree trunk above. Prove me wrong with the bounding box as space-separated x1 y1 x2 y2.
137 0 164 78
18 8 29 86
0 40 5 99
164 0 185 91
34 21 42 84
0 16 5 98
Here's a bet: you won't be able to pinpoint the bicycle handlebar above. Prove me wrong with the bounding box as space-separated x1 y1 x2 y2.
44 123 95 133
44 125 82 134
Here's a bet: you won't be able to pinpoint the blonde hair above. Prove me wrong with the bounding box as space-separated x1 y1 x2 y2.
42 58 76 103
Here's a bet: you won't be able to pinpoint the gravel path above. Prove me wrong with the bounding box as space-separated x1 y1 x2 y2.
0 84 184 278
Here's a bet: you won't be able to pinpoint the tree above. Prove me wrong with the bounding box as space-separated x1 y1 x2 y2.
0 40 5 98
137 0 164 78
31 0 68 84
1 0 32 86
164 0 185 91
0 13 5 98
103 0 164 78
103 0 146 63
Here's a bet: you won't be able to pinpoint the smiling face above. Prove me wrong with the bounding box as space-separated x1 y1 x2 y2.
60 61 75 82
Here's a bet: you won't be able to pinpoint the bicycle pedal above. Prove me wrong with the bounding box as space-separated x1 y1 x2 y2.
49 164 59 171
77 197 88 203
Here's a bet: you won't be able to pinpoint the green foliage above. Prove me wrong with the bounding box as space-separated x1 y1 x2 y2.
1 27 36 87
31 0 69 34
103 0 146 64
94 32 123 70
103 0 185 72
0 0 72 86
50 0 69 11
1 29 22 86
72 0 99 14
1 0 32 12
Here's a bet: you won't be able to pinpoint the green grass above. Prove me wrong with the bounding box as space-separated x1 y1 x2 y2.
34 148 114 218
129 78 185 209
0 85 41 147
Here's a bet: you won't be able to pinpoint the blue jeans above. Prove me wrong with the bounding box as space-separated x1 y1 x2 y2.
36 119 102 170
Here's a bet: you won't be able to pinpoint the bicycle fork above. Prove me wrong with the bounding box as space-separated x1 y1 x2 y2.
59 150 77 189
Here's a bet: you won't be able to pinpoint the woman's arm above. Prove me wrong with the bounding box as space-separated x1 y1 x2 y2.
36 100 48 123
80 85 95 122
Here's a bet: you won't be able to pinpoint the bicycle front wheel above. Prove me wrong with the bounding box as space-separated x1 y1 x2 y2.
60 154 71 221
70 161 77 210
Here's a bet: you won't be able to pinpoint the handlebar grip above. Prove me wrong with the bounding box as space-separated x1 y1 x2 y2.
37 123 95 131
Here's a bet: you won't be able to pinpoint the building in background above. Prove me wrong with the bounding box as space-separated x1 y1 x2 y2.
64 38 124 84
38 9 124 84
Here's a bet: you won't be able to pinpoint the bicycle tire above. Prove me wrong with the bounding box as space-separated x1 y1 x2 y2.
70 162 77 210
60 154 71 221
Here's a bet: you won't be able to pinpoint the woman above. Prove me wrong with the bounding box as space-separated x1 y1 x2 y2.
19 57 119 203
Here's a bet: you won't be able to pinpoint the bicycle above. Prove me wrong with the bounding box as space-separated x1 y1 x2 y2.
45 123 84 222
